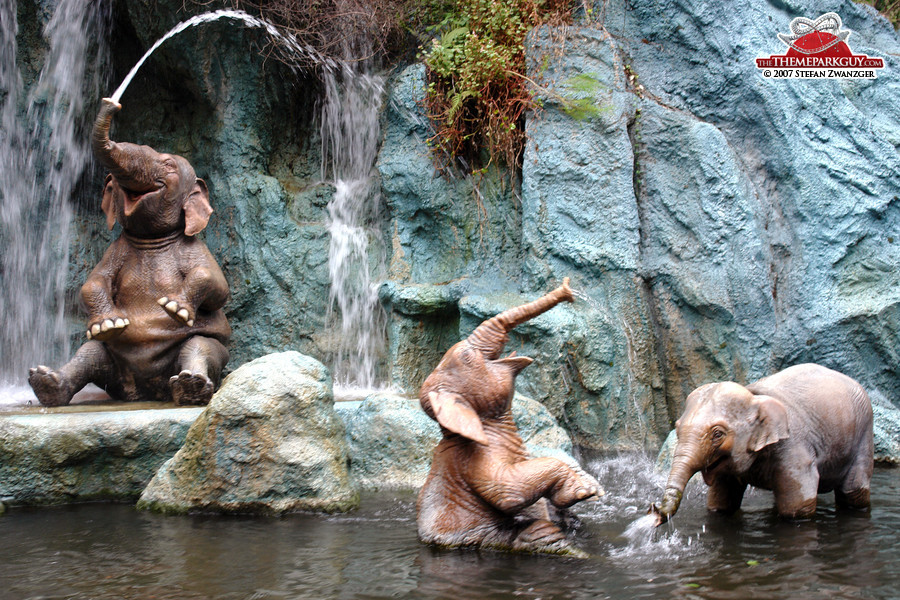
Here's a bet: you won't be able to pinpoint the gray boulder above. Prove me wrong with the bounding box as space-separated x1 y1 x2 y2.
872 390 900 464
138 352 358 514
0 407 201 506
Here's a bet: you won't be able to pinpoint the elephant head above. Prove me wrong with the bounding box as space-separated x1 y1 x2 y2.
419 278 574 443
92 98 211 238
651 381 789 525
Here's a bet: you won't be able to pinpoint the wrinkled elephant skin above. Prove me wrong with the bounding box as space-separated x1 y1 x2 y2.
417 278 601 554
652 364 873 526
29 98 230 406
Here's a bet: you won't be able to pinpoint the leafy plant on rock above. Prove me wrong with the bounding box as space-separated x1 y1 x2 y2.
422 0 573 172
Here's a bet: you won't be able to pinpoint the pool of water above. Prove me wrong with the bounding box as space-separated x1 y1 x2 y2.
2 455 898 599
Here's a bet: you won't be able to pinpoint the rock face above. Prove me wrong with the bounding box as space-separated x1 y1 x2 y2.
0 369 579 507
0 408 201 506
18 0 899 452
377 0 900 450
138 352 358 514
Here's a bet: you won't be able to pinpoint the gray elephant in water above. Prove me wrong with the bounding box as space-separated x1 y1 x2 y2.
417 278 600 554
652 364 873 526
29 98 230 406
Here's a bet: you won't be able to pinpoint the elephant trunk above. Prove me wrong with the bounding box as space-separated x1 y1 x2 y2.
91 98 159 193
468 278 575 359
651 442 701 526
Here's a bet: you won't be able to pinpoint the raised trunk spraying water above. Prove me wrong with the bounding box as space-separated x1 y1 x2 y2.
91 99 159 192
321 57 387 392
0 0 107 391
468 280 575 358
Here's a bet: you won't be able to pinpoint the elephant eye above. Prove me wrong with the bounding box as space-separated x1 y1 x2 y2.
710 427 726 443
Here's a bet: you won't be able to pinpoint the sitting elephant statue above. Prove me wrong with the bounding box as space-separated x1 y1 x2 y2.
651 363 873 526
28 98 230 406
417 278 600 554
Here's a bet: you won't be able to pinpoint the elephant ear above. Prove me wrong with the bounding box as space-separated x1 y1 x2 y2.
183 178 212 236
428 391 489 445
748 395 789 452
101 174 117 230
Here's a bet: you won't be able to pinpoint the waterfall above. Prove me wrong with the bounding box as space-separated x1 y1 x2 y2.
321 60 388 393
0 0 107 392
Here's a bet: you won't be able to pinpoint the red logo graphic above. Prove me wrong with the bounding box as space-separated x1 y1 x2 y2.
756 13 884 79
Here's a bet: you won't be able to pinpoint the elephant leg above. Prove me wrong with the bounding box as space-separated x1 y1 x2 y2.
706 475 747 515
170 336 229 406
471 458 598 514
512 518 568 552
774 457 819 519
835 455 872 511
28 341 117 407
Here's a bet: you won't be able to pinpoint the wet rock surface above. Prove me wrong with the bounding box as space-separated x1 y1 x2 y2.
0 407 201 506
16 0 898 453
138 351 357 514
378 0 900 450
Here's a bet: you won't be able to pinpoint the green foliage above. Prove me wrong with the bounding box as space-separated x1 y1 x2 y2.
422 0 573 171
229 0 575 170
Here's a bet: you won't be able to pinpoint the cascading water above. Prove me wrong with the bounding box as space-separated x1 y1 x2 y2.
108 7 391 392
0 3 388 401
0 0 107 399
320 60 388 393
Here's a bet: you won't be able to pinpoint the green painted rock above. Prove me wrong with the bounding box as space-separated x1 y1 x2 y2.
0 407 201 506
138 352 358 514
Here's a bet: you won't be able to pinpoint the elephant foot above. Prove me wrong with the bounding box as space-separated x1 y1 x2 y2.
513 518 568 551
550 468 602 508
836 487 871 511
28 366 74 407
170 370 214 406
158 297 194 327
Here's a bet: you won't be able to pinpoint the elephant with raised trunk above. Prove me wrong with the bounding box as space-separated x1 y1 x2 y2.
417 278 600 554
29 98 230 406
651 364 873 526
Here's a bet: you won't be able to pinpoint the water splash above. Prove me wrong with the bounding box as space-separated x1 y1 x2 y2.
321 60 388 392
0 0 107 391
583 454 710 563
109 9 336 104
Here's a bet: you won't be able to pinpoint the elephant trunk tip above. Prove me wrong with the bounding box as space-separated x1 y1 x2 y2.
559 277 575 303
102 97 122 112
92 97 122 164
648 503 668 527
649 488 683 527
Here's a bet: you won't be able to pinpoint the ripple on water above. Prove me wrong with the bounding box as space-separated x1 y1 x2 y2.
2 457 900 599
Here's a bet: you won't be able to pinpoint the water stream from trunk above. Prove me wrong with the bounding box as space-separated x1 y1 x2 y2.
2 6 388 403
109 9 335 105
0 0 107 397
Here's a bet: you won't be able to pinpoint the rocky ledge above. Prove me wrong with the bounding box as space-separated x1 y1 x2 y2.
0 352 581 509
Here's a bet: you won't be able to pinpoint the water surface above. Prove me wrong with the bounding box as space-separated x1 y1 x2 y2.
2 456 897 599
